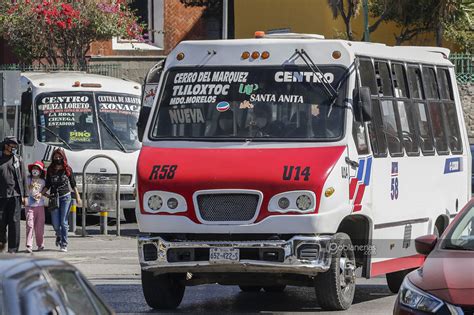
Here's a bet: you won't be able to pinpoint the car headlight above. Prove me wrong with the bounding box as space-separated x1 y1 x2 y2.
399 278 443 313
268 191 316 213
167 197 179 209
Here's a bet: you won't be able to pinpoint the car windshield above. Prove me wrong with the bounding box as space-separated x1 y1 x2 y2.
36 92 141 151
442 204 474 251
151 66 347 141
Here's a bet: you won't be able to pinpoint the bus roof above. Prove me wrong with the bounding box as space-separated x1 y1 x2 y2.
22 72 141 93
168 38 452 69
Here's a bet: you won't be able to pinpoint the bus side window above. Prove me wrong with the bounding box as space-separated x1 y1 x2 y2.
358 58 386 156
359 59 378 95
396 101 419 156
443 102 463 154
414 103 435 155
423 66 449 155
438 68 462 154
428 102 449 155
437 68 453 101
407 66 423 100
368 99 388 157
380 100 403 156
392 64 409 98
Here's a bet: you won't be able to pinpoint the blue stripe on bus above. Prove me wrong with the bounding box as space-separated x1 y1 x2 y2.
357 159 365 181
364 157 372 186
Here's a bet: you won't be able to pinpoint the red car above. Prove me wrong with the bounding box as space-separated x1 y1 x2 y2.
394 199 474 314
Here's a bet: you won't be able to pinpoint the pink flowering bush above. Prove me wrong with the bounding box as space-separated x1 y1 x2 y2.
0 0 144 67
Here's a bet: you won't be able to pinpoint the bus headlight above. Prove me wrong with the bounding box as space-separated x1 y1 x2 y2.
278 197 290 209
147 195 163 211
143 191 187 214
167 197 179 209
268 191 316 213
296 195 312 211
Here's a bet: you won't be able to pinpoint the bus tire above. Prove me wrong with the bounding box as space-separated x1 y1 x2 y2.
124 208 136 223
141 270 185 310
386 269 414 294
314 233 356 311
239 285 261 292
263 285 286 293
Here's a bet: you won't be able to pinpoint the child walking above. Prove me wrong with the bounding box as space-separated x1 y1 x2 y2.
25 161 46 253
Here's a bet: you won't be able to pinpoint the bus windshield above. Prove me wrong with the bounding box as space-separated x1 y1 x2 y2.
36 92 141 151
151 66 347 141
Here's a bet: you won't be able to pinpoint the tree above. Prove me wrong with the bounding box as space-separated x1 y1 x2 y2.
0 0 144 67
327 0 361 41
369 0 473 49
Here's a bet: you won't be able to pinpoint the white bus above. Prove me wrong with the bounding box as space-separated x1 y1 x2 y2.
4 72 142 221
135 33 470 310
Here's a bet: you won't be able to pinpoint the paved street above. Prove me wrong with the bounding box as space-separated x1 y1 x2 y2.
13 218 397 314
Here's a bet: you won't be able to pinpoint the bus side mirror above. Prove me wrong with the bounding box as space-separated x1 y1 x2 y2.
354 87 372 122
20 90 32 114
137 106 151 142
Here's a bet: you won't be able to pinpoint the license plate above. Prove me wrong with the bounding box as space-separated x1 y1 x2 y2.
209 247 240 264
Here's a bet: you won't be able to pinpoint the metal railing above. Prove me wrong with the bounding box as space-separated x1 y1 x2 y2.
450 53 473 84
0 63 123 79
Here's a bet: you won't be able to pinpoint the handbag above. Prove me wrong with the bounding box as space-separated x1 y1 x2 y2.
47 194 59 211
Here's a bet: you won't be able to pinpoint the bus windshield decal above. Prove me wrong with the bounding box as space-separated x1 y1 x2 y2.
152 66 347 141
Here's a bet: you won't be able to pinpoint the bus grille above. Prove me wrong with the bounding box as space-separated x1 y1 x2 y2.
196 193 259 223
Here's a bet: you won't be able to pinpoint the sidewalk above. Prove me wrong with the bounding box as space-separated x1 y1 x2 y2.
14 220 141 282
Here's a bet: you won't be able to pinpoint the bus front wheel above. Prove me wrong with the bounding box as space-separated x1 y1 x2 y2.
141 270 185 310
315 233 356 311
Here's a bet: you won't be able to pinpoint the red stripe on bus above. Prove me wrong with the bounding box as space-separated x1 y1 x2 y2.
349 178 358 200
354 184 365 205
370 255 426 277
353 204 362 212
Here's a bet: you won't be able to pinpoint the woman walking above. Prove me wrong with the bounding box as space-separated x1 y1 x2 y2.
25 161 46 253
42 148 81 252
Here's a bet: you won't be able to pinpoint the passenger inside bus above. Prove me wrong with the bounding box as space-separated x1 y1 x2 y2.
248 104 284 137
215 111 234 136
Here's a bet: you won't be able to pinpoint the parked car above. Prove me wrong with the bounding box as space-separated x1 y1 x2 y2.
393 199 474 314
0 256 114 315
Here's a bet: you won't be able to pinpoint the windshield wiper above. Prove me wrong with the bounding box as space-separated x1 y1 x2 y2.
38 125 73 151
98 116 128 153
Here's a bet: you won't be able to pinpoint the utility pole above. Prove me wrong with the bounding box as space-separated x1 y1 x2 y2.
222 0 228 39
363 0 370 42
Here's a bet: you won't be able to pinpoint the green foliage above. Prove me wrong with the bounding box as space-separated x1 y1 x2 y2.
368 0 473 50
327 0 362 40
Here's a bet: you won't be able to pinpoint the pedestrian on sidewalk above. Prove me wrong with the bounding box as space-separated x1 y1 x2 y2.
41 148 81 253
25 160 46 253
0 137 28 253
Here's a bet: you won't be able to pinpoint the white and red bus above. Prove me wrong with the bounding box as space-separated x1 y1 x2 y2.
135 33 470 310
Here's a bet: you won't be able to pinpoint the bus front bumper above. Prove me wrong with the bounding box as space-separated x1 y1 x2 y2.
138 235 332 275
